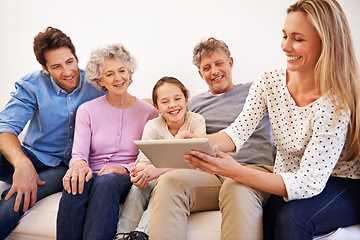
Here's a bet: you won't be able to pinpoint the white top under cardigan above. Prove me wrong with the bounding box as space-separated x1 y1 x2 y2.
223 69 360 201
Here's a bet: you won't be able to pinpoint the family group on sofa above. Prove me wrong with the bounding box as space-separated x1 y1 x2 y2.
1 0 360 239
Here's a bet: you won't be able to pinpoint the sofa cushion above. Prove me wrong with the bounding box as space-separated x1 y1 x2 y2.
187 211 221 240
1 181 360 240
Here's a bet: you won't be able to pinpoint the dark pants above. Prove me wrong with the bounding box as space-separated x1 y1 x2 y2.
0 147 67 240
263 177 360 240
57 173 132 240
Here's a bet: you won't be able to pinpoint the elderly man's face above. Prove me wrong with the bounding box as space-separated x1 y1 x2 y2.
198 50 234 94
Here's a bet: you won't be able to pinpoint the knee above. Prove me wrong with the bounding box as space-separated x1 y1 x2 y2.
153 170 191 201
276 203 307 232
97 173 129 186
127 184 150 200
95 174 131 195
219 179 262 206
96 174 119 184
0 195 25 216
155 170 185 191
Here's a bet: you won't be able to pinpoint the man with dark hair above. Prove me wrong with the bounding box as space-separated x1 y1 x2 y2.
0 27 104 238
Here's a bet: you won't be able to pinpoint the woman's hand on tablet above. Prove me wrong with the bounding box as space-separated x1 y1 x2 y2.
185 145 240 178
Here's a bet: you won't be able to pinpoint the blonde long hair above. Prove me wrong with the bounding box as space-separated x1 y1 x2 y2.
288 0 360 161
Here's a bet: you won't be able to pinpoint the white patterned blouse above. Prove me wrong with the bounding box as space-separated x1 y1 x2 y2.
223 69 360 201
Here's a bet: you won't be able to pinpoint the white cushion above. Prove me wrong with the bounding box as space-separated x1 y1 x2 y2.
188 211 221 240
1 181 360 240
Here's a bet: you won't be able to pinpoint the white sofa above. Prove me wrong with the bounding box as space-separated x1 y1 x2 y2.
1 181 360 240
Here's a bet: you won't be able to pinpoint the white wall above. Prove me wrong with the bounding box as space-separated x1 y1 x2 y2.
0 0 359 109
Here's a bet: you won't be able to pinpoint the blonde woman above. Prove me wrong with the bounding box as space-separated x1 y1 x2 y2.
181 0 360 239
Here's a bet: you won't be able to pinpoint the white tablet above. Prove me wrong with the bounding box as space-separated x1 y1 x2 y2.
134 138 216 169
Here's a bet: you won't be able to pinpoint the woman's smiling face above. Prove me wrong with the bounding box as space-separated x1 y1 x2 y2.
281 11 322 74
98 58 131 96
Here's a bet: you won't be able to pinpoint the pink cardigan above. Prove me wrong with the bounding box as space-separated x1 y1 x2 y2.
69 95 158 172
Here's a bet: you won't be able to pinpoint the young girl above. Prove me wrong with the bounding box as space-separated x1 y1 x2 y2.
115 76 206 240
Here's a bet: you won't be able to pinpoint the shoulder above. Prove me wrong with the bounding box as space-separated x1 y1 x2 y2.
226 83 253 96
188 91 212 110
144 115 163 129
147 115 163 124
249 69 286 93
78 95 105 112
136 98 157 112
129 98 158 121
21 70 48 81
137 98 154 107
257 69 286 83
17 70 50 87
186 111 205 121
190 91 210 102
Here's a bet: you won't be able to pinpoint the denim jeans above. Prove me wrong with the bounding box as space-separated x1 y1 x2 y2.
117 179 156 234
263 177 360 240
57 173 132 240
0 147 68 240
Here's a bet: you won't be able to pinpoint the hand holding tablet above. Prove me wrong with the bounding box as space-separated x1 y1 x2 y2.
134 138 215 169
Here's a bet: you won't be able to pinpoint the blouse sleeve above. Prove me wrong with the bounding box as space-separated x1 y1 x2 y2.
280 101 349 201
222 75 269 152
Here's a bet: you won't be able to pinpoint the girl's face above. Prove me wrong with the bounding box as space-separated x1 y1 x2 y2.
98 58 131 96
155 83 188 125
281 11 322 74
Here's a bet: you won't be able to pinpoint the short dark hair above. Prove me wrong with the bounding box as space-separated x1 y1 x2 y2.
152 76 189 107
33 27 77 69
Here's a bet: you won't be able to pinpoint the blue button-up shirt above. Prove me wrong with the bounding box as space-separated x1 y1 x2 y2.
0 69 105 166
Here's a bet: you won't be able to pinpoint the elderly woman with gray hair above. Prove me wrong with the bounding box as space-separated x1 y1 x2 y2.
56 43 158 240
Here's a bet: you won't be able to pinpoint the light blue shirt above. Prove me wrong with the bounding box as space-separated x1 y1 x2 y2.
0 69 105 166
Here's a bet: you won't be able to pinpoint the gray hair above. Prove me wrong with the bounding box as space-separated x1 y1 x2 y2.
85 43 137 91
192 37 231 69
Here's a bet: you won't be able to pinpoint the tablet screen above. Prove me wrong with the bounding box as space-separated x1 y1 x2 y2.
134 138 215 168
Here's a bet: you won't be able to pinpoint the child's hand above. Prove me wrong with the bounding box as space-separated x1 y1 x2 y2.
175 130 194 139
130 164 170 188
131 172 149 188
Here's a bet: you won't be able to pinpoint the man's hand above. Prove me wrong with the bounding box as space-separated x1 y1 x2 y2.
63 160 92 195
5 161 45 212
0 132 45 212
